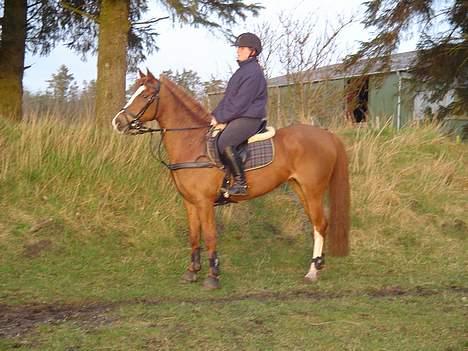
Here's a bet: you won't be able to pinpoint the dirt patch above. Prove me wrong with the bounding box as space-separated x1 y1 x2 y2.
0 303 115 338
441 218 467 238
131 285 464 306
367 285 408 298
452 218 467 234
0 285 465 339
23 239 53 258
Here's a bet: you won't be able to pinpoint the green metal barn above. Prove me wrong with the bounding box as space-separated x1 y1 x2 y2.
208 51 438 129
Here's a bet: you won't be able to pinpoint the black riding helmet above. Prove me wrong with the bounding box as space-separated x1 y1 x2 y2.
234 32 262 56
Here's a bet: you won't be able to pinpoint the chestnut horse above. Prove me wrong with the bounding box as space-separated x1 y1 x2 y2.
112 70 350 289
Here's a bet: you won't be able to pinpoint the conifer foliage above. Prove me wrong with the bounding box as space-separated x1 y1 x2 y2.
346 0 467 117
0 0 261 123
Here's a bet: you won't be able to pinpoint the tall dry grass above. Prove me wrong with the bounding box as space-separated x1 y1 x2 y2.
0 114 179 243
0 115 466 350
1 114 466 257
338 123 467 263
214 120 467 266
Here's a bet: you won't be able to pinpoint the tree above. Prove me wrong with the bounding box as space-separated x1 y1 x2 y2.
202 76 225 108
58 0 159 124
345 0 467 117
0 0 27 121
80 79 96 102
25 65 79 118
275 12 353 123
203 76 225 94
253 21 282 79
0 0 74 121
276 13 352 82
1 1 261 122
46 64 77 104
24 73 95 119
161 68 203 98
61 0 262 125
95 0 130 125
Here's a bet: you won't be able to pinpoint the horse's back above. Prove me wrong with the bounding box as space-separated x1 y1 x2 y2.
274 124 340 168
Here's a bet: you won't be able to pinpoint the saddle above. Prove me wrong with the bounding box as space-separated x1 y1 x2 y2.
206 120 276 206
207 120 275 170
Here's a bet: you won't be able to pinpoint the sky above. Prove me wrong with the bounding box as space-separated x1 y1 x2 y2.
23 0 417 93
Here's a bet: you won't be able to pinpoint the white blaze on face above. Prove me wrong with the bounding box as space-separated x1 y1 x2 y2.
112 110 125 133
124 85 146 108
112 85 147 133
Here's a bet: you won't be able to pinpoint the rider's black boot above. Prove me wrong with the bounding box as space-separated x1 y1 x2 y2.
222 146 248 196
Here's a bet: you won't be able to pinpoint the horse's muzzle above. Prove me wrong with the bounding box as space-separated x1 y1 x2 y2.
112 110 131 134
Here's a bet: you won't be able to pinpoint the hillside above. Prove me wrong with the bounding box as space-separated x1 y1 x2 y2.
0 118 466 350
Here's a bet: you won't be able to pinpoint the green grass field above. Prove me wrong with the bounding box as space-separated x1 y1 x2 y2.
0 118 466 350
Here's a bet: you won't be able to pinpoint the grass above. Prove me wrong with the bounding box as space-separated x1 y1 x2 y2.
4 293 464 351
0 117 466 350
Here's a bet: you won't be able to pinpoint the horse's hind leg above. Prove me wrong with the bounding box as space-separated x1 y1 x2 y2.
181 201 202 283
290 180 327 282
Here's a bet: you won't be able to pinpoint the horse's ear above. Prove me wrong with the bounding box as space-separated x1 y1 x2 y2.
146 68 157 83
138 68 146 79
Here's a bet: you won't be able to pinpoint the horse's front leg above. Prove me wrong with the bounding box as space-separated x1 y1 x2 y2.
197 202 220 289
181 200 202 283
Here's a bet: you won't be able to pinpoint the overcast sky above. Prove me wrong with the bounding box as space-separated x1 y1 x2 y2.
23 0 417 92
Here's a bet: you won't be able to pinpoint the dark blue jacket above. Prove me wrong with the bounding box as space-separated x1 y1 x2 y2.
213 57 267 123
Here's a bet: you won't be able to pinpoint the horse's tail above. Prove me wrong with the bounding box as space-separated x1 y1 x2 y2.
328 135 350 256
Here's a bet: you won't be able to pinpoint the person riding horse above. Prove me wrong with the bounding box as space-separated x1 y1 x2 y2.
211 33 268 196
113 66 350 289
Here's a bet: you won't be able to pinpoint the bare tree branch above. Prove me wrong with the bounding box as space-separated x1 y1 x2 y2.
59 1 98 23
132 16 170 26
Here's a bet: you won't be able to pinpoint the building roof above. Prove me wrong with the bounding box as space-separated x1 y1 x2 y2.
267 51 418 87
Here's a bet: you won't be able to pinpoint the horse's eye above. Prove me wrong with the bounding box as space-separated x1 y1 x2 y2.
142 94 149 99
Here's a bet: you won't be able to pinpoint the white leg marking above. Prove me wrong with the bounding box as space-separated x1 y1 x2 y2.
305 227 324 282
313 228 324 259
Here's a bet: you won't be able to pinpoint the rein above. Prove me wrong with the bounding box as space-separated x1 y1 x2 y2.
123 81 215 171
150 126 216 171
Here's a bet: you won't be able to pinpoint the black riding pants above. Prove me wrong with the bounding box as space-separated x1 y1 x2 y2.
217 117 264 152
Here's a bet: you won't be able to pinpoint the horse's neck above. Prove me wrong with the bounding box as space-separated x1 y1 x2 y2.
158 89 209 163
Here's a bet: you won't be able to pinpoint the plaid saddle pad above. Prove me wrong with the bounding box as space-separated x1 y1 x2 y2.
206 136 275 172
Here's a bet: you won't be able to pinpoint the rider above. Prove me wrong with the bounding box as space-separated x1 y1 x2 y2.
211 32 268 196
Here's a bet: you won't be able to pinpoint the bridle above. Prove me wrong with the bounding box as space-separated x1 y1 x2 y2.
121 80 215 171
122 81 162 134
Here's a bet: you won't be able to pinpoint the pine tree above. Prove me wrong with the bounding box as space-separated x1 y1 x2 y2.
203 77 226 95
60 0 262 124
0 0 75 121
1 0 261 122
161 69 203 98
345 0 467 117
0 0 27 121
46 65 76 104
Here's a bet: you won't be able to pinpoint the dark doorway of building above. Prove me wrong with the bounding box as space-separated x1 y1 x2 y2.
346 78 369 124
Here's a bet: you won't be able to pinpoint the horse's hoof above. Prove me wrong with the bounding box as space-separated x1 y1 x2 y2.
304 271 319 283
203 276 220 289
181 270 198 283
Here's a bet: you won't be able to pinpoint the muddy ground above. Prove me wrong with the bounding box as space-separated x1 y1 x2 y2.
1 285 465 339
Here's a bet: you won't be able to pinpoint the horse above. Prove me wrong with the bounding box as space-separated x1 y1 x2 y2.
112 69 350 289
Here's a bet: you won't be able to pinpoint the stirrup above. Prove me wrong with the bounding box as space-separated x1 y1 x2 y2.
228 183 248 196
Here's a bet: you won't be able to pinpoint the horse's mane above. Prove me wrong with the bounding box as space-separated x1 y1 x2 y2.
160 76 211 123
